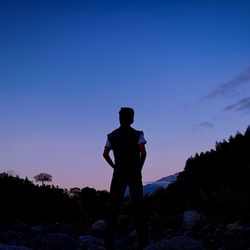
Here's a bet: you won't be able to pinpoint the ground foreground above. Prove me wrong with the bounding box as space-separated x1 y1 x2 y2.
1 210 250 250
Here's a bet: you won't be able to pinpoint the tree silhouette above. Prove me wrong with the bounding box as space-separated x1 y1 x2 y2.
69 187 81 198
34 172 52 185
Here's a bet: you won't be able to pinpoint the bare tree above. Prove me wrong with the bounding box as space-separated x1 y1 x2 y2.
34 173 52 185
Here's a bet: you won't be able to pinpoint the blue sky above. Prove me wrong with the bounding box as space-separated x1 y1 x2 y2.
1 0 250 190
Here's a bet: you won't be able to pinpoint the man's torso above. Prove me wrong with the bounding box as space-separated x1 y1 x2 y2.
108 127 142 171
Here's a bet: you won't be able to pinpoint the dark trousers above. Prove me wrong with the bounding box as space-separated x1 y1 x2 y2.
105 170 149 250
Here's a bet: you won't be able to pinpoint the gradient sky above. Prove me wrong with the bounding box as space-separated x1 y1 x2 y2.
1 0 250 190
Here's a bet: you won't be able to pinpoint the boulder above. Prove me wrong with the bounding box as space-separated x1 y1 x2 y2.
145 235 206 250
0 244 32 250
31 225 44 233
45 233 76 250
78 235 104 249
89 220 106 237
183 210 202 229
0 231 17 243
225 221 244 238
47 223 70 234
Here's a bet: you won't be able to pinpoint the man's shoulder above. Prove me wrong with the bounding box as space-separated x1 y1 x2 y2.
108 127 144 137
107 129 121 140
108 128 120 136
133 128 144 135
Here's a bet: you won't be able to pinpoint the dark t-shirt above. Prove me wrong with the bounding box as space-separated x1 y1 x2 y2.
107 127 144 172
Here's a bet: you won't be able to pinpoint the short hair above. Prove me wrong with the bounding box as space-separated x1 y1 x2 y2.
119 107 134 125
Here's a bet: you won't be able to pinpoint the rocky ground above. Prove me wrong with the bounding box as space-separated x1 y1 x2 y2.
1 210 250 250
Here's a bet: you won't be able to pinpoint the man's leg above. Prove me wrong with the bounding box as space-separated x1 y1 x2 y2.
129 175 149 249
105 172 127 250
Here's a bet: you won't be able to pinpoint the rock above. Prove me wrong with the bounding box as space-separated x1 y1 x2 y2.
31 225 44 233
87 247 105 250
212 226 224 240
0 244 32 250
45 233 77 250
47 223 70 234
89 220 106 237
183 210 202 229
224 222 250 249
225 221 244 237
145 235 206 250
113 230 137 249
0 231 17 243
78 235 104 249
129 230 137 239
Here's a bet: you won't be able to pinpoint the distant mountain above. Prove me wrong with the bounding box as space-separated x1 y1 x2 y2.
125 173 179 196
143 173 179 195
156 173 179 183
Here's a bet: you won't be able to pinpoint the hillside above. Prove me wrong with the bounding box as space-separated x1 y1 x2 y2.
148 125 250 223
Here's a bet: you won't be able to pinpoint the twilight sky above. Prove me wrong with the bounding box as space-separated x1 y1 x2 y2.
1 0 250 190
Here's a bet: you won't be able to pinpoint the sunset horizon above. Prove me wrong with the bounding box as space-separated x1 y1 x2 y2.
1 0 250 191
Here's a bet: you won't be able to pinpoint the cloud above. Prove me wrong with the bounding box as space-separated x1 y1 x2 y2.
199 121 214 129
192 121 214 132
204 67 250 99
224 97 250 113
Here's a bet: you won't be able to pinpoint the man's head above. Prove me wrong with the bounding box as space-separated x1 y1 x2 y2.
119 107 134 127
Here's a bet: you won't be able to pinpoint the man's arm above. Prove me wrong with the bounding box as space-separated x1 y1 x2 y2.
103 147 115 169
138 143 147 170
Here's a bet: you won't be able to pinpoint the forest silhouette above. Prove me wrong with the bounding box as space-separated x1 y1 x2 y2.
1 125 250 246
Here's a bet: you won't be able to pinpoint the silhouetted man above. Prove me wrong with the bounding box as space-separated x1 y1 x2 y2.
103 107 149 250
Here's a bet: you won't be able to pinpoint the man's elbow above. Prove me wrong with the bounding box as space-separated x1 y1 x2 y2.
103 151 109 159
103 152 107 159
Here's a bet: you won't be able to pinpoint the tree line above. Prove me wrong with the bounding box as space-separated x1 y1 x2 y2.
145 125 250 228
0 172 110 231
1 125 250 232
